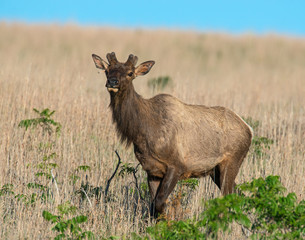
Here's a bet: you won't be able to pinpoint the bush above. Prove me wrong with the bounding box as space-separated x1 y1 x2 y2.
42 201 95 240
124 175 305 240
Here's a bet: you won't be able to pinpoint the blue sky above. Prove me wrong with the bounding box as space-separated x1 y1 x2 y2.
1 1 305 36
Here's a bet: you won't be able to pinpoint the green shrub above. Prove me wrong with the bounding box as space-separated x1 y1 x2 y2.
243 117 274 158
19 108 61 135
0 184 14 196
16 108 62 205
42 201 95 240
125 175 304 240
251 136 274 158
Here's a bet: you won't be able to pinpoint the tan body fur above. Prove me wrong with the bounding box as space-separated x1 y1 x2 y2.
92 52 253 218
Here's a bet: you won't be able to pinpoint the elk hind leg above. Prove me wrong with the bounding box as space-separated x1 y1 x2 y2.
210 153 246 195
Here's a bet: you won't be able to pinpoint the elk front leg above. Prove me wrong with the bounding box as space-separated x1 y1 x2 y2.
147 175 161 218
152 166 181 218
147 175 161 199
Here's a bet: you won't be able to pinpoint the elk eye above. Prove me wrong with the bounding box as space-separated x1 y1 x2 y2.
128 72 133 77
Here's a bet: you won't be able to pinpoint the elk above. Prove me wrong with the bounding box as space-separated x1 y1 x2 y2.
92 52 253 218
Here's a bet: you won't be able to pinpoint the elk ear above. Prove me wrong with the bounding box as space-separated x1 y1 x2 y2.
135 61 155 76
92 54 108 70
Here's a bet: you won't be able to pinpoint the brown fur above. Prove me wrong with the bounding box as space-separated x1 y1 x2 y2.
92 52 253 218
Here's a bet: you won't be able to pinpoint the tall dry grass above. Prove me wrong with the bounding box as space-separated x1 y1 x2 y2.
0 22 304 239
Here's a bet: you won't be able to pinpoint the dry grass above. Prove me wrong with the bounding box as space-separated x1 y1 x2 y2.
0 22 304 239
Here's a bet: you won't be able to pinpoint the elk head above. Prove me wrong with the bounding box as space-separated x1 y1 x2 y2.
92 52 155 93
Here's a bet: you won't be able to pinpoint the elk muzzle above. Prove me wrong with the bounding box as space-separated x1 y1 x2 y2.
106 78 119 93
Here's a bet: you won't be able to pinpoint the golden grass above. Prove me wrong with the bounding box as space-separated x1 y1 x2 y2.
0 22 304 239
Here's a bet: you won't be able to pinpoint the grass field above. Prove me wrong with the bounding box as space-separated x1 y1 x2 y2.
0 22 304 239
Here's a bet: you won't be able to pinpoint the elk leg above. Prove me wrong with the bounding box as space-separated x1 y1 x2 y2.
210 163 236 195
147 175 161 217
210 165 221 190
148 175 162 199
210 152 246 195
220 162 239 195
152 166 180 218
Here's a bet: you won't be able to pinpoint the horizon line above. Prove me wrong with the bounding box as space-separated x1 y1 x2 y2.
1 20 305 39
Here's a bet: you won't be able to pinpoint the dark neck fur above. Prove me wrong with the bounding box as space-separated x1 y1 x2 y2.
109 84 151 146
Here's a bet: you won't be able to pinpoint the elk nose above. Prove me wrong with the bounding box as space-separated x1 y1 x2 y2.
107 78 119 87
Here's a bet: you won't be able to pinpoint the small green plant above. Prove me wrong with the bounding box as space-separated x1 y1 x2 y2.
19 108 61 135
252 136 274 157
13 182 52 206
0 184 14 196
76 182 103 205
42 201 95 240
34 153 58 180
119 162 149 201
15 192 39 206
147 76 172 93
177 178 199 192
71 165 104 205
168 178 199 215
69 165 91 185
243 116 274 158
17 108 62 205
118 163 137 178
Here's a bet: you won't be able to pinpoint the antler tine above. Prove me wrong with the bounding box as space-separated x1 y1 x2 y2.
126 54 138 66
106 52 118 64
133 55 138 66
106 53 112 63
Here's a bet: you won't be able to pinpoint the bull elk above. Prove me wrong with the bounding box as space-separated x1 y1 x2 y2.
92 52 253 218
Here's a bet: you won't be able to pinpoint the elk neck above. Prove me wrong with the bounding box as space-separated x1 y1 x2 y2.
109 83 156 146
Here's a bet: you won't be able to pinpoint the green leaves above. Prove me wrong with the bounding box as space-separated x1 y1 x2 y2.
74 215 88 224
236 176 305 238
252 136 274 157
42 202 95 240
242 116 274 158
119 163 137 177
0 184 14 196
57 201 78 216
19 108 62 135
177 178 199 191
69 165 91 185
199 193 251 238
145 219 206 240
200 175 304 239
42 210 59 223
238 175 286 197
